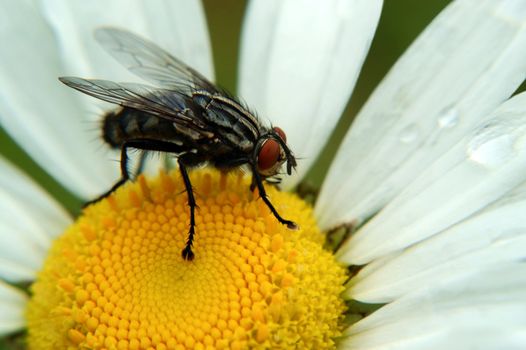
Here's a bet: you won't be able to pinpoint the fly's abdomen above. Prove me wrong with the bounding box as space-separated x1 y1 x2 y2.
102 109 125 147
102 108 178 148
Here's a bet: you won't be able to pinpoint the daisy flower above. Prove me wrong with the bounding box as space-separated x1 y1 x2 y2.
1 0 526 349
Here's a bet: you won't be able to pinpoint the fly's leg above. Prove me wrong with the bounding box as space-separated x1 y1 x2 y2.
178 157 197 261
86 140 187 207
136 150 149 175
250 163 298 230
84 142 133 207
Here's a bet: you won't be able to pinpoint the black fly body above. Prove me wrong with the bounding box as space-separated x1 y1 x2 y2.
60 28 297 261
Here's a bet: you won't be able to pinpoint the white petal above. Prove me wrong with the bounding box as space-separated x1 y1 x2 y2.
238 0 382 188
0 281 27 336
0 1 117 198
337 92 526 264
0 156 71 282
348 180 526 302
341 263 526 350
317 0 526 229
0 260 37 283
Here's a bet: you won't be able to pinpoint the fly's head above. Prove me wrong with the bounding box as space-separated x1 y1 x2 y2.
255 126 296 178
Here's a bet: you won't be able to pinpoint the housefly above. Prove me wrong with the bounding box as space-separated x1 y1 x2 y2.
59 28 297 261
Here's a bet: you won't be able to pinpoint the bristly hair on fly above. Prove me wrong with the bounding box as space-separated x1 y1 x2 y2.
59 27 298 261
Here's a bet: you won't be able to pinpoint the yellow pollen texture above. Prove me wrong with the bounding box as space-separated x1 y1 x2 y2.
26 169 347 349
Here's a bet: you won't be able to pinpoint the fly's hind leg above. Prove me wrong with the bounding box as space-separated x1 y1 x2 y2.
84 143 133 207
86 139 186 207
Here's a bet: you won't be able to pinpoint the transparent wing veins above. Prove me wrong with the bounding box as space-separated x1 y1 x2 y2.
95 27 216 94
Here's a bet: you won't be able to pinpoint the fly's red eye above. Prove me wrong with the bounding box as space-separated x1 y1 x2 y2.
273 126 287 143
257 139 280 171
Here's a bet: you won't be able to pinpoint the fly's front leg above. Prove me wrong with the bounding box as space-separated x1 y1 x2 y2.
178 157 197 261
250 163 298 230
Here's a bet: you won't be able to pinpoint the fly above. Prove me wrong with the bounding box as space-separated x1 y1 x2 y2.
59 28 298 261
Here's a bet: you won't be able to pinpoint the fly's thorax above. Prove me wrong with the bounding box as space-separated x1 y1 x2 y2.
191 90 261 152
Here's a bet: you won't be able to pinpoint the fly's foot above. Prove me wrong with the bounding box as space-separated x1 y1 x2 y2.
181 246 195 261
284 220 299 230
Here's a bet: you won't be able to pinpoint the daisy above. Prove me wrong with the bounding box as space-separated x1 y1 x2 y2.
1 0 526 349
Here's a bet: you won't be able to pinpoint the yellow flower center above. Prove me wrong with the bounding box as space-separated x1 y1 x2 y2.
26 169 347 349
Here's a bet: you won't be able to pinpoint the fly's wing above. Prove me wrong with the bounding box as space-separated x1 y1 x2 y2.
59 77 209 132
95 27 217 95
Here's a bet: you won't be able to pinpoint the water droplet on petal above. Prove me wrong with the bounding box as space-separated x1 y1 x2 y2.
437 106 459 129
399 124 419 144
467 133 514 168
